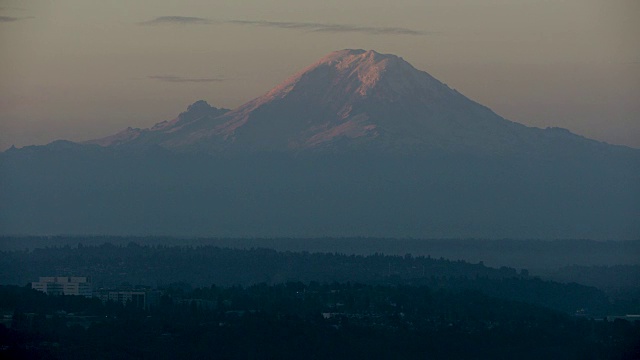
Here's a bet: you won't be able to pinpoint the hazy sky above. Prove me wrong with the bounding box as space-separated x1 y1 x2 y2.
1 0 638 149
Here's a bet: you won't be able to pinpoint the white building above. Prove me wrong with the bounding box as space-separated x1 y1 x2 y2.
32 277 92 298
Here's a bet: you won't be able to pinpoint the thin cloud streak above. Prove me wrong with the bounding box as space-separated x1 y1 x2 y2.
148 75 226 83
141 16 213 25
141 16 429 36
229 20 428 36
0 16 33 22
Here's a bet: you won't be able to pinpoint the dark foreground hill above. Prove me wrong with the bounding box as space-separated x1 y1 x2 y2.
2 283 640 360
3 240 639 358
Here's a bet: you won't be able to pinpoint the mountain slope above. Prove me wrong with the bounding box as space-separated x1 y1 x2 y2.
89 49 610 155
86 100 230 149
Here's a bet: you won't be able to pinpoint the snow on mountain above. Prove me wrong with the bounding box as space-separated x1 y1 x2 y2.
86 49 606 154
87 100 229 148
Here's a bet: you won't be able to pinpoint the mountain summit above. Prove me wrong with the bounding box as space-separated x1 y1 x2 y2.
90 49 591 154
241 49 455 108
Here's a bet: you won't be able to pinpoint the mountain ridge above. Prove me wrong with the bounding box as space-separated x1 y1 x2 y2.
6 49 637 156
78 49 620 155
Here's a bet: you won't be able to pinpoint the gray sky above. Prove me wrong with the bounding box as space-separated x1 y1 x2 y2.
1 0 638 149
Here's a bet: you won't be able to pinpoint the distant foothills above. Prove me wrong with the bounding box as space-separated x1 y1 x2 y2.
1 50 638 239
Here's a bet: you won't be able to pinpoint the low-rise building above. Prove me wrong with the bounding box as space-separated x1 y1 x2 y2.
31 277 92 298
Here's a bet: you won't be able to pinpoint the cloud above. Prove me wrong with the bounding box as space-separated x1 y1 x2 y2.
148 75 225 83
229 20 428 36
0 15 33 22
141 16 428 36
140 16 213 25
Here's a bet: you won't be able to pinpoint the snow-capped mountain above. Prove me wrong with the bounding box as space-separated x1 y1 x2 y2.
1 50 638 239
89 49 596 154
